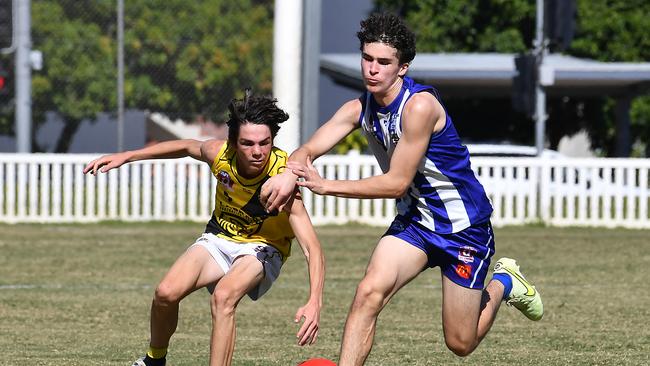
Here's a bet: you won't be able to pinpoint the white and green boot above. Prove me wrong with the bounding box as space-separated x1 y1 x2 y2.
493 258 543 321
131 357 147 366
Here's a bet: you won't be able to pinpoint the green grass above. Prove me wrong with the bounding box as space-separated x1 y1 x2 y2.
0 222 649 365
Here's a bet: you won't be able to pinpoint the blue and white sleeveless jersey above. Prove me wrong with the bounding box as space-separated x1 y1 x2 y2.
359 76 493 234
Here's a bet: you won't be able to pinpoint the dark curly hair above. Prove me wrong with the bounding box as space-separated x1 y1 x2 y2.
357 13 416 64
226 89 289 145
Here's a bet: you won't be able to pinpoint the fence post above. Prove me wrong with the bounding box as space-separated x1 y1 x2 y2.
7 162 16 219
635 165 646 228
347 150 360 222
40 162 49 218
165 161 178 220
539 159 551 224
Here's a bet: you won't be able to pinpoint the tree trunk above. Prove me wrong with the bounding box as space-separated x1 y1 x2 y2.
54 119 81 153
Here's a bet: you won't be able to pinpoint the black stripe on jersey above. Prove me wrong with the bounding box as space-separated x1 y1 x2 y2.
241 177 279 218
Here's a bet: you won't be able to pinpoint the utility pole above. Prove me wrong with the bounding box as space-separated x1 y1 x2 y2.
533 0 547 156
15 0 31 152
514 0 576 156
301 0 321 144
117 0 124 152
272 0 302 153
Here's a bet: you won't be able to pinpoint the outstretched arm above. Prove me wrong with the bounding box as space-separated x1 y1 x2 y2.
288 92 445 199
83 139 223 175
261 99 362 211
286 192 325 346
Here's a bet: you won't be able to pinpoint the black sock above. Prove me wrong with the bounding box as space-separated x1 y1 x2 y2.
143 355 166 366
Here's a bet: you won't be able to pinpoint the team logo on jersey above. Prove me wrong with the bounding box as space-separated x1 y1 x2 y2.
217 170 234 191
458 246 476 264
388 112 400 144
376 112 401 146
455 263 472 279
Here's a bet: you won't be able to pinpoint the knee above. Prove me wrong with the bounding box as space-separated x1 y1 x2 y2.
153 281 182 306
210 288 238 318
444 334 477 357
351 279 387 313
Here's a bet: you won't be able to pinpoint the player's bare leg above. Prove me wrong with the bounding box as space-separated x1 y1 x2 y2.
440 275 504 356
209 255 264 366
338 236 428 366
150 245 224 348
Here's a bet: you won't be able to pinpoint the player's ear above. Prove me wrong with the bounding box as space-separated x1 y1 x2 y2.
398 62 409 77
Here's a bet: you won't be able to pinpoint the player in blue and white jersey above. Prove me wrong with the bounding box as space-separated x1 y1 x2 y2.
262 13 543 365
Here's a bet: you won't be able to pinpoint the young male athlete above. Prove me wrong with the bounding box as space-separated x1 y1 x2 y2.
261 13 543 365
84 91 325 366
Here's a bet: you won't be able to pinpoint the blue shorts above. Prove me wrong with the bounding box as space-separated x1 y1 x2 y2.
384 217 495 290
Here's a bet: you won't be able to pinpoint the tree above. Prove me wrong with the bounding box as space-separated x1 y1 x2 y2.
2 0 274 152
569 0 650 156
30 1 115 152
374 0 650 156
121 1 274 121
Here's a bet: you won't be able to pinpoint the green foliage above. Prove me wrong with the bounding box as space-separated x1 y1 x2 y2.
122 0 273 121
630 96 650 156
334 129 368 154
569 0 650 156
376 0 535 53
32 2 115 121
571 0 650 62
373 0 650 156
2 0 274 151
3 1 649 155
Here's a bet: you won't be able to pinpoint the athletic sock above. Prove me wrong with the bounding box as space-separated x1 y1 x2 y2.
144 346 167 366
492 273 513 300
143 356 166 366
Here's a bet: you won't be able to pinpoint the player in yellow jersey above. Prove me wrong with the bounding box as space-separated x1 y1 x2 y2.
83 91 325 366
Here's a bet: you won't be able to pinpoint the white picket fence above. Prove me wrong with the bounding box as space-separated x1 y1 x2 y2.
0 152 649 228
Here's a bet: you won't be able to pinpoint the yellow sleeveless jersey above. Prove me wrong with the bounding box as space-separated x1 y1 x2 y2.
204 141 294 260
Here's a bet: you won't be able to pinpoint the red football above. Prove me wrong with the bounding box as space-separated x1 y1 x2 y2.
298 358 336 366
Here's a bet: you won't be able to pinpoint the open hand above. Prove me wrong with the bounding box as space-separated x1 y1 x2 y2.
287 157 327 195
260 170 298 213
82 153 129 175
294 301 320 346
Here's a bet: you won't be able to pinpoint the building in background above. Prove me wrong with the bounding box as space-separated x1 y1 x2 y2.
0 111 146 153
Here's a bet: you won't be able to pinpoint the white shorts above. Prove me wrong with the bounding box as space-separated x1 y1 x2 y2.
190 233 283 301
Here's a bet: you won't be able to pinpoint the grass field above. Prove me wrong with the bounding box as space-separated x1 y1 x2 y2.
1 222 649 365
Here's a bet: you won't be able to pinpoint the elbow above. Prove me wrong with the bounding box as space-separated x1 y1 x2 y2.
388 180 410 198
